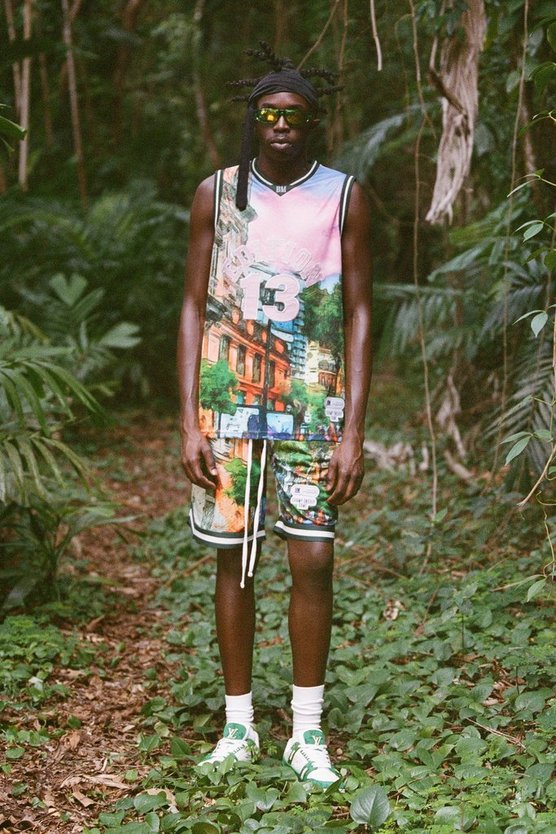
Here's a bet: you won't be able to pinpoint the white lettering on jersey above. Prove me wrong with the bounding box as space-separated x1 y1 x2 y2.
238 272 301 323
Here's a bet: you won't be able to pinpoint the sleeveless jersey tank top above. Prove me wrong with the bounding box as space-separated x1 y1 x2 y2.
198 161 355 441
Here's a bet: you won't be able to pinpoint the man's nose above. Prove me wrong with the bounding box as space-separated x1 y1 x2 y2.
274 115 289 129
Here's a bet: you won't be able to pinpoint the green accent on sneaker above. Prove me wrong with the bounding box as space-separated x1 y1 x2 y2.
196 722 259 767
283 729 341 788
223 722 248 740
302 729 325 745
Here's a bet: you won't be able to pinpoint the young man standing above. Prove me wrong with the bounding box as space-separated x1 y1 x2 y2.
177 56 372 787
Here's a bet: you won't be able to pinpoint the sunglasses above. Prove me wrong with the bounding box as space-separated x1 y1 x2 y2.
253 107 314 128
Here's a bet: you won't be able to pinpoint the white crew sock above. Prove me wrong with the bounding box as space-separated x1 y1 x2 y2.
225 692 254 727
291 684 325 736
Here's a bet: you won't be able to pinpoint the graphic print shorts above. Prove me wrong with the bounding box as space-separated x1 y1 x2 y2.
189 438 339 549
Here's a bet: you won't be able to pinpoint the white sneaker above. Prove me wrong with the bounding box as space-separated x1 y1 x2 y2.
196 722 259 767
283 729 341 787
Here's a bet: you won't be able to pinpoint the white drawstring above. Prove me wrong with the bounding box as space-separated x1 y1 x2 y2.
240 439 253 589
240 439 267 589
248 440 267 581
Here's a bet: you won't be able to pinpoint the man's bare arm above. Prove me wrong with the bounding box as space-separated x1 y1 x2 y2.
177 175 219 490
327 181 372 506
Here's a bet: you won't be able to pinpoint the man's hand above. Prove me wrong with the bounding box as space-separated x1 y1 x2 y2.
181 428 218 490
326 435 365 506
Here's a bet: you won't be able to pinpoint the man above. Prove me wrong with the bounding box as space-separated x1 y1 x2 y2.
177 56 372 787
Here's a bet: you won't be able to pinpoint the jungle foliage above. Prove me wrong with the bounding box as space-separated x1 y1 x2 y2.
0 7 555 828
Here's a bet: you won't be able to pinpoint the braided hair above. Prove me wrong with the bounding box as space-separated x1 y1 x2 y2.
229 42 342 210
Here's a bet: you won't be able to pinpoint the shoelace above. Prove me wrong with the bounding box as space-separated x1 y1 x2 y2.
209 736 249 759
297 742 334 771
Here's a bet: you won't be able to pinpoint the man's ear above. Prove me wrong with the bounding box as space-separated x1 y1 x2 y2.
309 118 321 130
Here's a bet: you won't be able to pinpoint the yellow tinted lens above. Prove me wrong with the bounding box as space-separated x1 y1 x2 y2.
257 108 279 124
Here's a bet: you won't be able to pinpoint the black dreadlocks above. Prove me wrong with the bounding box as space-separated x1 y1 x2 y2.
229 42 342 210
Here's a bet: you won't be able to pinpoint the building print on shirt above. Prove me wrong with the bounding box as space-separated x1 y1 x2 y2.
199 165 351 442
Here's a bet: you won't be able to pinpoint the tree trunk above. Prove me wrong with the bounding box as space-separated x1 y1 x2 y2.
273 0 290 54
39 52 55 149
3 0 21 115
112 0 145 143
18 0 33 192
425 0 487 224
192 0 221 170
61 0 88 208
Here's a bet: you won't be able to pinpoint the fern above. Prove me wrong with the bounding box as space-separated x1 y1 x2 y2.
0 306 104 505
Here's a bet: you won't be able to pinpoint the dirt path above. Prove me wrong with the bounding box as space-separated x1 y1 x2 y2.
0 416 186 834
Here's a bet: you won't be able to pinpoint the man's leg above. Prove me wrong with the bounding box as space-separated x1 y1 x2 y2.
196 546 260 766
287 539 333 687
215 546 256 695
282 537 340 786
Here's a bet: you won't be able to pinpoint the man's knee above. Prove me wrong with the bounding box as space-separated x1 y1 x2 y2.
216 547 259 585
288 542 334 591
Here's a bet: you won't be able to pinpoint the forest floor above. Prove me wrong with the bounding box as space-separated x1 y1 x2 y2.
1 386 555 834
0 415 195 833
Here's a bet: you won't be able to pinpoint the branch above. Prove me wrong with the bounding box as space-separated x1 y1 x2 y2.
369 0 383 71
298 0 342 70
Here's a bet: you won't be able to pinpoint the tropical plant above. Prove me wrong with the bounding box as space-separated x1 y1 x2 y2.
0 489 124 612
0 305 134 609
21 273 141 395
0 185 186 397
0 305 104 506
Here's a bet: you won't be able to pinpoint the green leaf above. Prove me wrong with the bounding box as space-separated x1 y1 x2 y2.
105 824 151 834
504 435 531 465
530 61 556 93
545 250 556 269
191 823 221 834
170 737 191 759
0 115 26 141
501 431 531 444
530 312 548 337
526 578 546 602
144 813 160 834
434 806 461 824
515 691 546 713
133 792 168 813
49 273 88 306
5 746 25 759
522 222 544 241
533 428 553 441
349 785 390 828
99 322 141 349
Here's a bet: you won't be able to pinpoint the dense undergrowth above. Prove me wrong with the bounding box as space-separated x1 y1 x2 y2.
95 464 554 834
2 392 553 833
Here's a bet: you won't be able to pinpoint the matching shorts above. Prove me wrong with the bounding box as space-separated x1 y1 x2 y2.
189 438 338 558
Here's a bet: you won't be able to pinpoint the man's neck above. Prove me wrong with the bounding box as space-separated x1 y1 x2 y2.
253 156 313 186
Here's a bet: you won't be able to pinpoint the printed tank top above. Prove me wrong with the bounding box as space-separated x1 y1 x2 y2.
198 161 354 441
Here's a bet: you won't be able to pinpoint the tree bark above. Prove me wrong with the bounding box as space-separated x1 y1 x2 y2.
3 0 21 115
192 0 221 169
112 0 145 143
18 0 33 191
273 0 290 54
61 0 88 208
426 0 487 224
39 52 55 149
